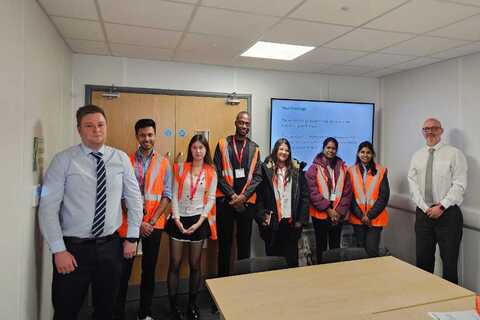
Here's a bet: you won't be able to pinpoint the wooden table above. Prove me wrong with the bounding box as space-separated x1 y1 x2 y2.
367 296 476 320
206 256 475 320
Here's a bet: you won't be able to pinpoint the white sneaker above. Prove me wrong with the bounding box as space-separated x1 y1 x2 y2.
138 316 155 320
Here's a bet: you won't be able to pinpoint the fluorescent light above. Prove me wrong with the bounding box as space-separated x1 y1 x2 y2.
241 41 315 61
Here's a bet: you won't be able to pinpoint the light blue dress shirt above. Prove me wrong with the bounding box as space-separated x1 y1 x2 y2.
38 144 143 253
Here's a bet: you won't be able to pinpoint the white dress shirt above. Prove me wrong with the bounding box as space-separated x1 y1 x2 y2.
38 144 143 253
408 141 467 212
275 167 292 219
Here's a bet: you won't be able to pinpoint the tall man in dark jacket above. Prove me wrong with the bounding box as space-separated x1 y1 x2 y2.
214 111 262 277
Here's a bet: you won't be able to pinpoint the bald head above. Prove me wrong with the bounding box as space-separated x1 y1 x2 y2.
235 111 250 138
422 118 443 146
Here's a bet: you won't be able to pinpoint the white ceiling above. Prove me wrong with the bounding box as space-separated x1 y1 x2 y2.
38 0 480 78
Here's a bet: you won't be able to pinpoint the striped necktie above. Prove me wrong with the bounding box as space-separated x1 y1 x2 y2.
91 151 106 237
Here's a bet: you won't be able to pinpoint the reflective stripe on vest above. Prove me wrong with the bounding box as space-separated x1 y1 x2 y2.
309 164 346 220
173 162 218 240
348 164 388 227
215 138 259 204
118 153 169 237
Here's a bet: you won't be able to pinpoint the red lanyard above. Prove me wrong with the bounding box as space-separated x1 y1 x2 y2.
275 167 288 191
189 166 205 200
232 136 247 165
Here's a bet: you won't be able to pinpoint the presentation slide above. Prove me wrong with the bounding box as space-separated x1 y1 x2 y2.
270 99 374 166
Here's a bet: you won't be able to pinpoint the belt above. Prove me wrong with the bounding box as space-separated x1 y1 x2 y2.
64 232 118 245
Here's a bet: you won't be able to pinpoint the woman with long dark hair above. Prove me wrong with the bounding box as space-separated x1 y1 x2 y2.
256 138 309 267
165 134 217 320
348 141 389 257
305 137 352 264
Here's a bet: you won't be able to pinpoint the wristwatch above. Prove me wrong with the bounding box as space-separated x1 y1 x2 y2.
125 237 139 243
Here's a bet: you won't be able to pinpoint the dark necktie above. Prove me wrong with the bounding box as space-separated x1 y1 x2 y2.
91 152 106 237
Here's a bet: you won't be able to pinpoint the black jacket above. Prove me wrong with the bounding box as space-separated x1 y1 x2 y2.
255 157 310 227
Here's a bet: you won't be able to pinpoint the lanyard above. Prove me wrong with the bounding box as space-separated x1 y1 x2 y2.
232 136 247 165
189 166 205 201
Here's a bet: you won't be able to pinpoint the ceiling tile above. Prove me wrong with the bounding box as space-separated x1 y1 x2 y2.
261 19 353 46
430 42 480 59
324 28 414 51
52 17 104 41
391 57 442 70
234 56 329 73
290 0 408 27
428 14 480 41
361 68 403 78
39 0 98 20
173 51 235 66
382 36 469 56
202 0 304 17
178 33 250 57
66 39 109 55
321 64 375 76
110 44 173 60
190 7 279 39
296 47 366 64
365 0 480 33
347 53 415 68
98 0 194 30
105 23 182 49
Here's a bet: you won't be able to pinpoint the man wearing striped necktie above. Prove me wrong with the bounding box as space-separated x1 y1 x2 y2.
38 104 143 320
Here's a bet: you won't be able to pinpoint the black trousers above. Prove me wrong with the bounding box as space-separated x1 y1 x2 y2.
216 198 254 277
264 219 301 268
114 229 162 320
113 255 134 320
312 217 342 264
52 234 123 320
415 205 463 284
352 224 383 257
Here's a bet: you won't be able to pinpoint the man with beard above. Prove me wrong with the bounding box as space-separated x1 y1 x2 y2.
408 118 467 284
214 111 262 278
114 118 172 320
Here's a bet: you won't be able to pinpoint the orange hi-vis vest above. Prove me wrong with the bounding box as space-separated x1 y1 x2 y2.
309 163 347 220
215 137 259 204
173 162 217 240
118 152 170 237
348 164 388 227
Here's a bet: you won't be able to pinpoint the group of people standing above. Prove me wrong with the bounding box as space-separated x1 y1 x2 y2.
38 104 467 320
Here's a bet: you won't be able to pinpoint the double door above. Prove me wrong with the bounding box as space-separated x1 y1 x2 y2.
92 90 247 283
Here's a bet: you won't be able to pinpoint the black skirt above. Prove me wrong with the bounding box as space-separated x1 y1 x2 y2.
165 215 211 241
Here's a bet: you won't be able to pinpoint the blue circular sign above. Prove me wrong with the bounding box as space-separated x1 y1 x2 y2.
164 128 172 137
178 129 186 137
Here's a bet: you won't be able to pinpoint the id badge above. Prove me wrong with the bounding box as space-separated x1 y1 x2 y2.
235 168 246 178
330 193 336 201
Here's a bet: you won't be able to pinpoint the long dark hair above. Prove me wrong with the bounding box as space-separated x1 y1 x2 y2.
270 138 293 182
186 134 213 166
355 141 377 176
322 137 339 167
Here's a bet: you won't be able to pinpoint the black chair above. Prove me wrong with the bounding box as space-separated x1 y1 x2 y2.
233 256 288 275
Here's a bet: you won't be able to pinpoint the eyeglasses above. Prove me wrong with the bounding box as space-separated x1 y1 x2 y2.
422 126 441 133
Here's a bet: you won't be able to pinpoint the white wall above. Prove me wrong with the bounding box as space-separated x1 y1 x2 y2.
0 1 72 319
72 55 380 157
380 53 480 292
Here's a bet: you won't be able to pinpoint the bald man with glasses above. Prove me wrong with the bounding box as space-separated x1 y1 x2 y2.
408 118 467 284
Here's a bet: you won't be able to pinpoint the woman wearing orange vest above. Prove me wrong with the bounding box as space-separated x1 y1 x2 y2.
256 138 309 268
349 141 389 257
305 137 352 264
165 134 217 320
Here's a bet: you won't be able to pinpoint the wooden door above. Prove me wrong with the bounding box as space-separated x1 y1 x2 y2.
91 90 248 283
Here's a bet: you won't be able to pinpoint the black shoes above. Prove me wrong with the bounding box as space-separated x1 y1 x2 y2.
187 304 200 320
171 307 183 320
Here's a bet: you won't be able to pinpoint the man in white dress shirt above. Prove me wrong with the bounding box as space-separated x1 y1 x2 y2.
408 118 467 284
38 104 143 319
